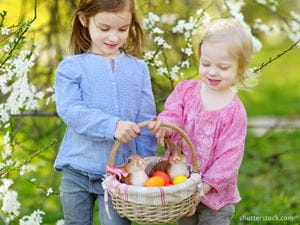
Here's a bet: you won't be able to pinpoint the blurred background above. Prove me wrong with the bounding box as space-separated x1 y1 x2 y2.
0 0 299 224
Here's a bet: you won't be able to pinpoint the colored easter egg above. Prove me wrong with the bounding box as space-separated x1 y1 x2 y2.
172 175 188 185
144 176 164 187
153 171 171 185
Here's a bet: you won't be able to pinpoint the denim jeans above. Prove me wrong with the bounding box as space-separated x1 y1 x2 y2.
59 165 131 225
177 203 235 225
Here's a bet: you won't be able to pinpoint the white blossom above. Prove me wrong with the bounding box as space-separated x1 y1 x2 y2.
56 220 65 225
3 44 10 52
181 47 193 56
1 190 21 218
144 51 156 60
157 67 168 75
290 11 300 22
19 209 45 225
152 27 164 34
154 36 171 49
161 13 177 24
170 65 180 80
20 164 36 176
154 60 163 67
252 35 262 52
255 0 266 4
181 60 190 68
46 187 53 196
226 0 245 21
1 27 10 35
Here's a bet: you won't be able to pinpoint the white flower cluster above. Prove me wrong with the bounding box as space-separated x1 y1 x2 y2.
0 179 21 223
225 0 245 21
20 164 36 176
0 49 44 125
1 27 10 35
0 131 19 172
253 18 280 33
19 209 45 225
255 0 279 11
287 11 300 45
56 219 65 225
143 10 211 80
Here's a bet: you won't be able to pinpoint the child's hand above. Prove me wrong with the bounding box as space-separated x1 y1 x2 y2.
114 121 140 144
148 117 172 147
186 193 201 216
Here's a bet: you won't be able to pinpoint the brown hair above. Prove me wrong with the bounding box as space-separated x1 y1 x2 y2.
70 0 144 57
198 18 253 85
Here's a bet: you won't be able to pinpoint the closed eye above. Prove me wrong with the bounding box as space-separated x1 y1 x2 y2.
219 66 230 70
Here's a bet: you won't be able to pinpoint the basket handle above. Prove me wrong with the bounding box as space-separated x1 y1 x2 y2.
107 120 199 173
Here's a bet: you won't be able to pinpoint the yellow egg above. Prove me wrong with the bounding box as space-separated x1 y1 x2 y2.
172 175 188 185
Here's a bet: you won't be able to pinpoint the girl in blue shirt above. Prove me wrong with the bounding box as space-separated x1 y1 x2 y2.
54 0 156 224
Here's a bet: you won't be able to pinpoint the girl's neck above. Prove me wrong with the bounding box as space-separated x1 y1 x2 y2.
87 48 122 60
200 83 235 111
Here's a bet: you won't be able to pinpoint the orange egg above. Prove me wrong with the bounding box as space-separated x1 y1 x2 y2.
144 176 164 187
153 171 171 185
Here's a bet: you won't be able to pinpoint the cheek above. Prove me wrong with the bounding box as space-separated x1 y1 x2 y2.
199 66 207 75
120 31 129 40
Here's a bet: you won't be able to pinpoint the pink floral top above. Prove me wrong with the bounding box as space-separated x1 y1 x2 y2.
158 80 247 210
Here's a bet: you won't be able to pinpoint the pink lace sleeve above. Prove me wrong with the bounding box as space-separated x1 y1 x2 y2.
202 106 247 191
158 81 187 128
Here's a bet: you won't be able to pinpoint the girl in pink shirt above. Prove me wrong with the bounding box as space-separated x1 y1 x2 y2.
148 18 254 225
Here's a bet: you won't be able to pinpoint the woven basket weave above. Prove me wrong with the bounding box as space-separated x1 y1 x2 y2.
105 120 201 224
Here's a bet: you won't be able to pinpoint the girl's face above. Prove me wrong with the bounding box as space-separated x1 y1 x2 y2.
199 41 239 92
81 7 132 58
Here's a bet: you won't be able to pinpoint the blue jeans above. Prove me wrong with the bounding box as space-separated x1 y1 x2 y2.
59 166 131 225
177 203 234 225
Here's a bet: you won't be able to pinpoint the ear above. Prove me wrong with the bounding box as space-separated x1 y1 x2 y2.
78 11 88 27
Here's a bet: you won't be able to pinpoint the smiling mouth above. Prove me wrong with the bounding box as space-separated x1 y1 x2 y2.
105 43 118 48
207 77 221 86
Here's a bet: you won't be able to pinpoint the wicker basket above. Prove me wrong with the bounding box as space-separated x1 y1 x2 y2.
104 120 201 224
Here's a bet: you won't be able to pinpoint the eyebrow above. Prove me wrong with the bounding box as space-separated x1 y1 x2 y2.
96 23 130 28
201 58 232 64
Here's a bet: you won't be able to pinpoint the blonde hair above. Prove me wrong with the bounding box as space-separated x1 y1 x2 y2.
70 0 144 57
198 18 253 85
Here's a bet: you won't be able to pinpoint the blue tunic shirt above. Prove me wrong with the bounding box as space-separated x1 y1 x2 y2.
54 52 157 174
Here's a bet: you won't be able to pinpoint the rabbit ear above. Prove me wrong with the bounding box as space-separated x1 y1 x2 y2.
178 139 184 152
165 137 176 153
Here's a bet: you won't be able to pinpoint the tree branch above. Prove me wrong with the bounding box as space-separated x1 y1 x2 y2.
253 39 300 73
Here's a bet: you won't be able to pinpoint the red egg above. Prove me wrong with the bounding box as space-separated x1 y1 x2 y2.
153 171 171 185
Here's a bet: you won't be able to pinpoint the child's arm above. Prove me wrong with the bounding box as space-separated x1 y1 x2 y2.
158 82 187 128
135 62 157 157
201 106 247 193
148 81 189 145
55 58 121 142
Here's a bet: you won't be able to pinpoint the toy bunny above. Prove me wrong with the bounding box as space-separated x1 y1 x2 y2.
119 154 148 186
149 138 189 179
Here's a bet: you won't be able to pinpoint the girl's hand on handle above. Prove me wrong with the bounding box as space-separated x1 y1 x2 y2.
186 193 202 216
148 117 172 147
114 121 140 144
186 183 211 216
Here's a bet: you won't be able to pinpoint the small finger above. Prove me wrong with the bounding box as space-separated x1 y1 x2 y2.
148 122 155 130
132 124 141 135
186 208 196 217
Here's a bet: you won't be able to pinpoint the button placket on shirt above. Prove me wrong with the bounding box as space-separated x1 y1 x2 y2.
110 59 119 114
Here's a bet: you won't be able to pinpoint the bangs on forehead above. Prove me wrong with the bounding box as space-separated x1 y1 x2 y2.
98 0 131 12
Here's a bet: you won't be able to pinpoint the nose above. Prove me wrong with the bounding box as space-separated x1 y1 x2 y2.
208 67 218 76
108 31 119 43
